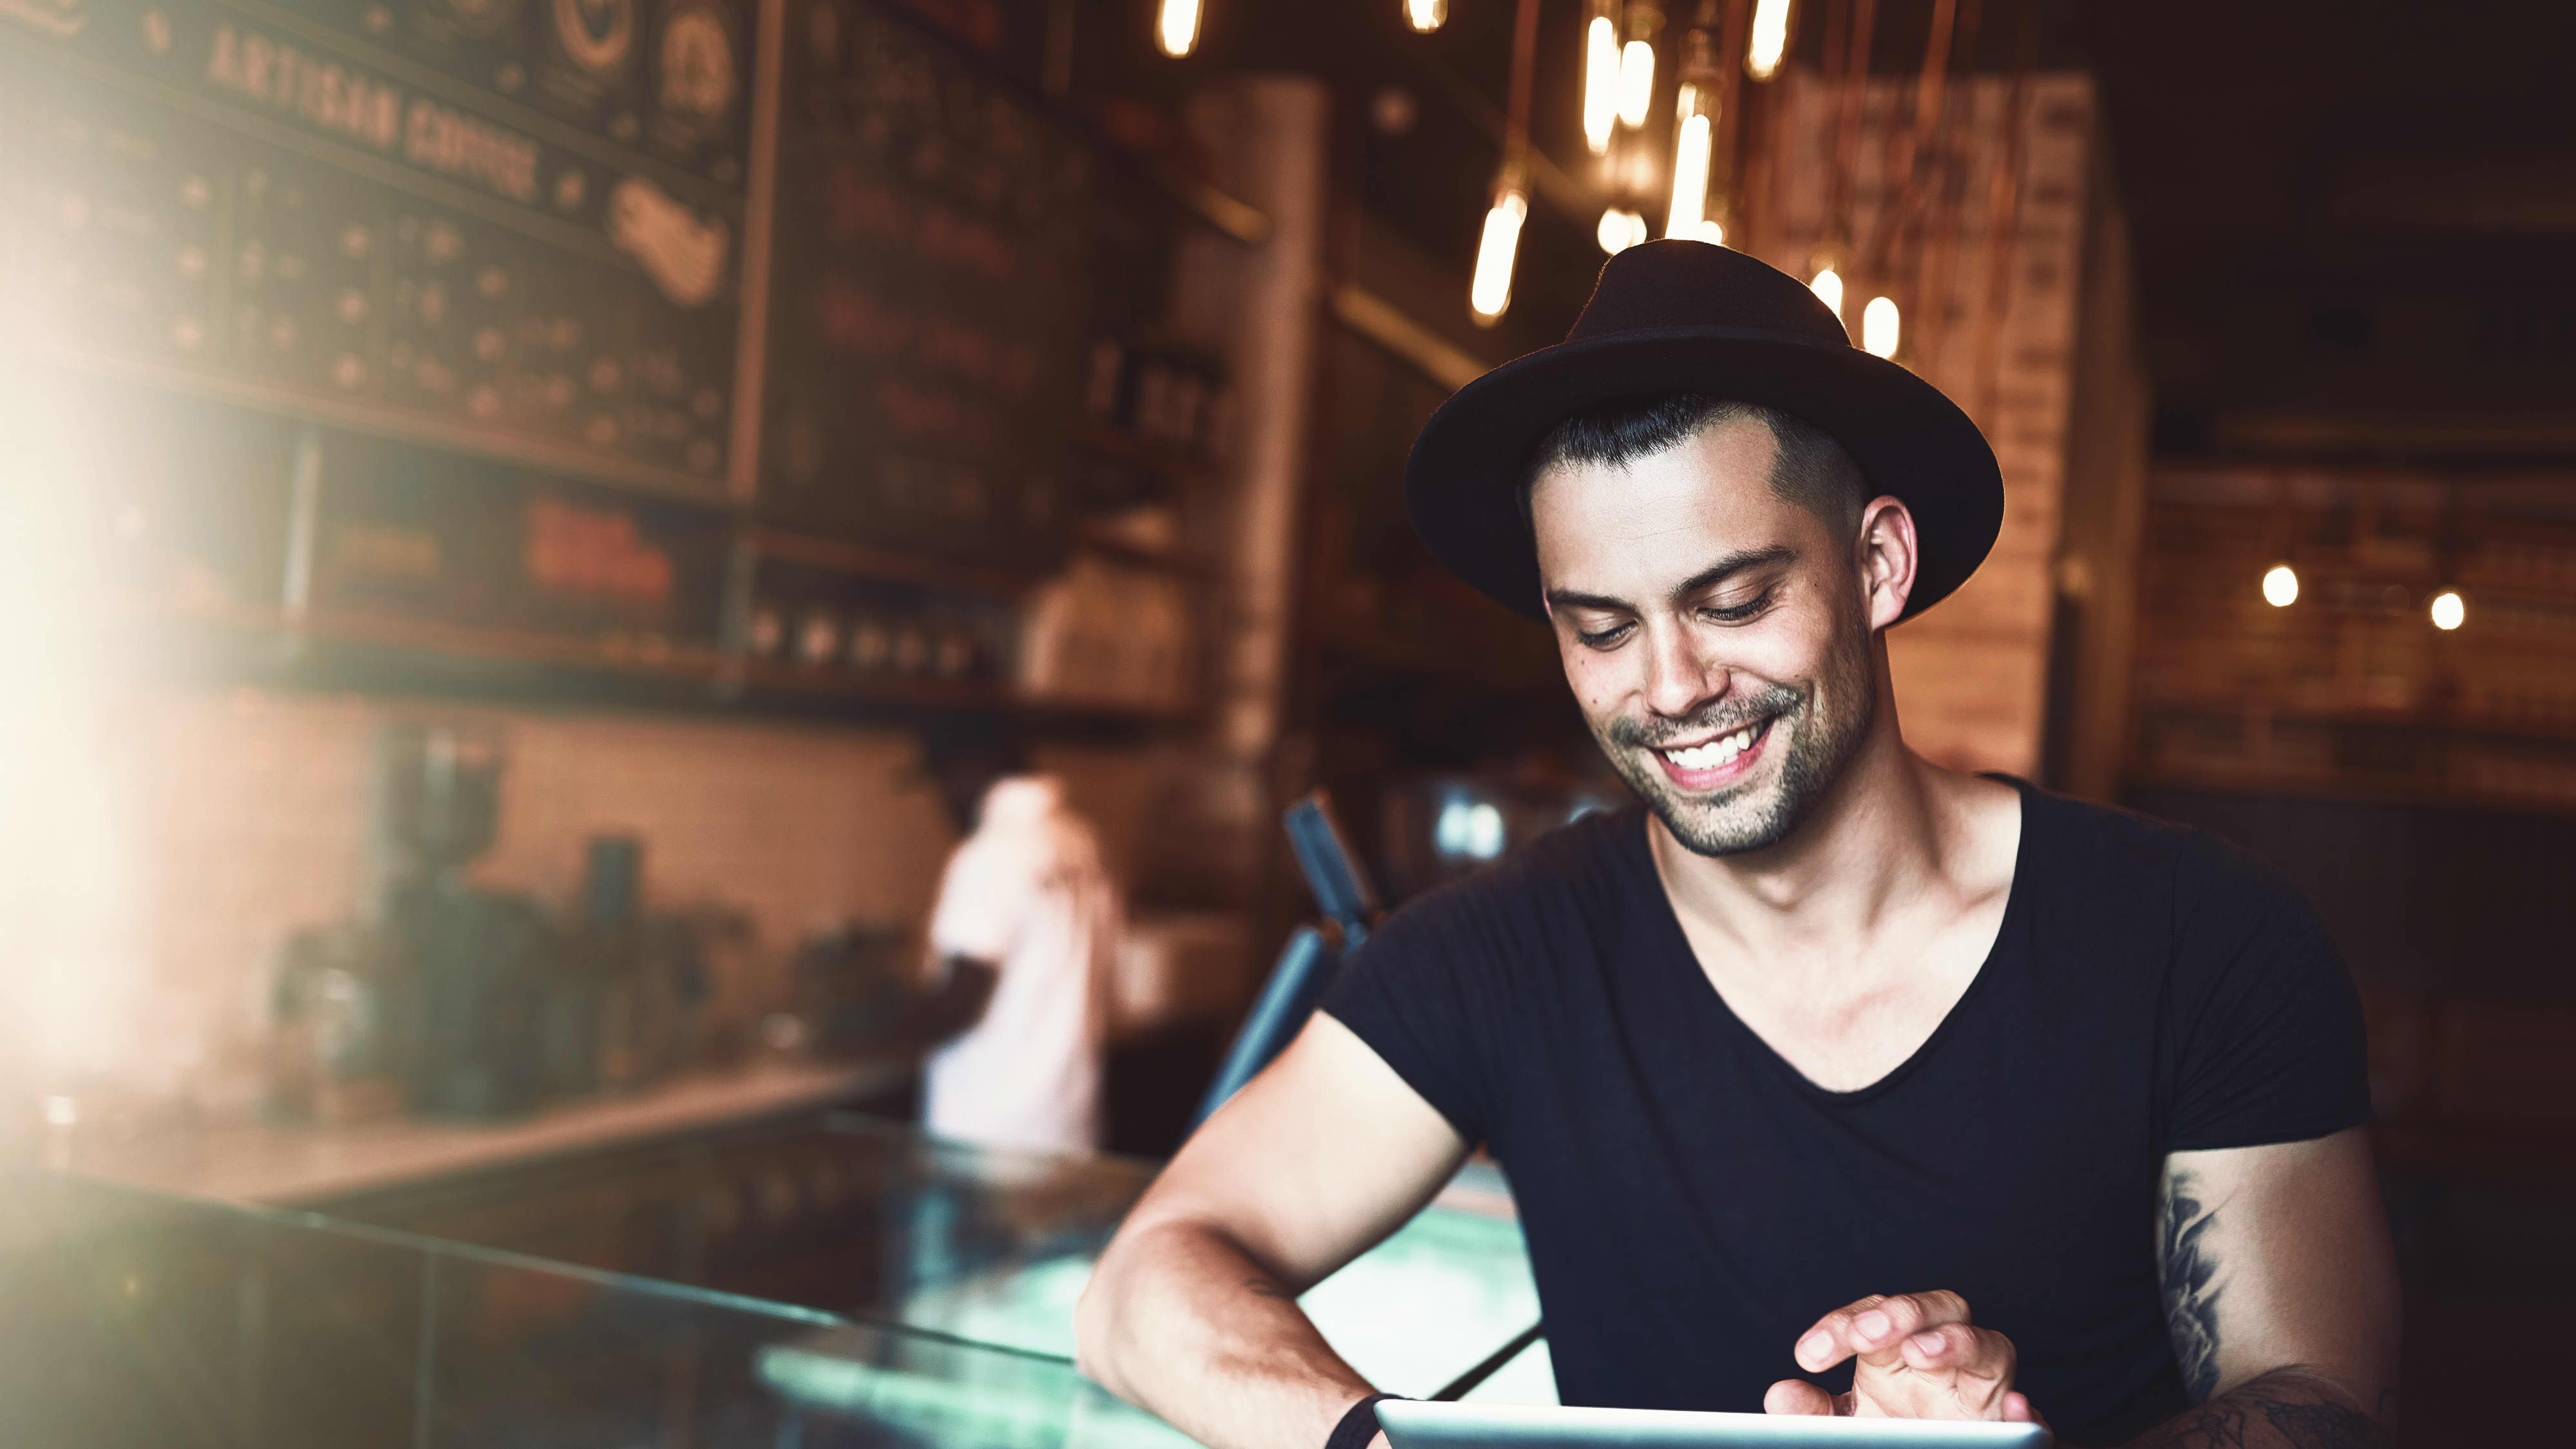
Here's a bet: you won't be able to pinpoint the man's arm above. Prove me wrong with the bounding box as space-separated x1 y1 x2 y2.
888 955 999 1051
1075 1012 1469 1449
2128 1127 2400 1449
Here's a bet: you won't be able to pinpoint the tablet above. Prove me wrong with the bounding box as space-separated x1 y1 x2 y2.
1376 1399 2054 1449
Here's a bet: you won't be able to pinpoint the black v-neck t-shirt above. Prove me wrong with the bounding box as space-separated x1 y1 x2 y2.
1320 779 2367 1448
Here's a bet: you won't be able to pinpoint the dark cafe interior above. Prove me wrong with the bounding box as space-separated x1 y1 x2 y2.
2 0 2571 1445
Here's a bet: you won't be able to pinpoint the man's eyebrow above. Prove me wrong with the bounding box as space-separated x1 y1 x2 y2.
1543 546 1797 617
1667 545 1796 604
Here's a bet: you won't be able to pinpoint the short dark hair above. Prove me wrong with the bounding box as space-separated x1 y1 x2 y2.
1518 395 1868 538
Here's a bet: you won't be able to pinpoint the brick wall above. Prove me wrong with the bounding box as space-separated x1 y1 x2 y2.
1747 73 2108 777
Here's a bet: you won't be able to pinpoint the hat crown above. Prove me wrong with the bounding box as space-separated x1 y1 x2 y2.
1567 240 1853 351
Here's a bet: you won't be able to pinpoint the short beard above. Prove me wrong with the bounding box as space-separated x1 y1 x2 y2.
1593 632 1877 857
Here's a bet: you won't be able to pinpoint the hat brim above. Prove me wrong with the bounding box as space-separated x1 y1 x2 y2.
1404 327 2003 623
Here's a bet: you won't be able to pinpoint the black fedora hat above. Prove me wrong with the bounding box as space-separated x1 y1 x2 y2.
1405 239 2002 623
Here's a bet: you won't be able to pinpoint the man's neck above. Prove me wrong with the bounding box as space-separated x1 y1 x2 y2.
1645 722 2009 973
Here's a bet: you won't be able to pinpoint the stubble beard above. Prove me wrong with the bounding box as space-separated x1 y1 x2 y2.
1592 628 1878 858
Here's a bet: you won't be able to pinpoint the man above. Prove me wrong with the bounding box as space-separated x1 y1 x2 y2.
905 725 1120 1154
1075 243 2396 1449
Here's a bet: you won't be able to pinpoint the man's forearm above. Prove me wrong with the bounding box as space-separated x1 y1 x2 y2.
1075 1218 1376 1449
2124 1368 2390 1449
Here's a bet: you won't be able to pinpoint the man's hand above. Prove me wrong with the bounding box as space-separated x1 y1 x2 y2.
1765 1291 2043 1425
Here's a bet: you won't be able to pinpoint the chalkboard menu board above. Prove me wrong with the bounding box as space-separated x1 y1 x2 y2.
0 0 759 498
757 0 1093 565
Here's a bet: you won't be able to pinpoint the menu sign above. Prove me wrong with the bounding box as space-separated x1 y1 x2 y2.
759 0 1092 564
0 0 757 495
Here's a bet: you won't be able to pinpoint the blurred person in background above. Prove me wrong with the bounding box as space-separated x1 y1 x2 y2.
900 721 1121 1155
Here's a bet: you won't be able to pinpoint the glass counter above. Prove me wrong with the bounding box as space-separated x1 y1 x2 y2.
3 1119 1555 1448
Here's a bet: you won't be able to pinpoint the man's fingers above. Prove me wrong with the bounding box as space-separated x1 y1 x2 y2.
1895 1325 2019 1412
1796 1291 1975 1372
2002 1392 2045 1425
1764 1379 1840 1417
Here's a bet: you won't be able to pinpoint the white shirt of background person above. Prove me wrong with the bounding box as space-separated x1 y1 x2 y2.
923 775 1120 1154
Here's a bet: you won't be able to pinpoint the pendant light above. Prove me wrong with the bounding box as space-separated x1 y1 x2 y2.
1475 0 1542 323
1583 0 1622 155
1746 0 1792 79
1405 0 1446 32
1155 0 1200 56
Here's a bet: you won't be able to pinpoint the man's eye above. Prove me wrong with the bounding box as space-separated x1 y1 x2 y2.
1576 621 1634 649
1701 591 1774 624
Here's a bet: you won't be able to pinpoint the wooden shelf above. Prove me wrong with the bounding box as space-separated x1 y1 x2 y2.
743 529 1039 596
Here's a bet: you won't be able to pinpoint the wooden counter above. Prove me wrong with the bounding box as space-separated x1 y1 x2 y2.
61 1059 909 1207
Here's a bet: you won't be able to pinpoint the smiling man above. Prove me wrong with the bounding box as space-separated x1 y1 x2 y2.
1075 242 2396 1449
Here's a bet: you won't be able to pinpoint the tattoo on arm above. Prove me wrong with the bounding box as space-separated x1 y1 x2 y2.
2157 1168 2225 1402
2126 1369 2389 1449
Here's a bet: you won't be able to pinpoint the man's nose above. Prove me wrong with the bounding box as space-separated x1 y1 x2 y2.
1641 621 1727 719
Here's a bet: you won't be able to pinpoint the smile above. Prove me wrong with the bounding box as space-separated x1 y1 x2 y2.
1650 717 1774 789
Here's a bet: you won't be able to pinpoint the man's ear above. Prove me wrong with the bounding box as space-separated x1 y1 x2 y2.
1855 497 1919 630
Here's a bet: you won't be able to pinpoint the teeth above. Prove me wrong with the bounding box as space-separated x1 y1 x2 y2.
1662 725 1756 771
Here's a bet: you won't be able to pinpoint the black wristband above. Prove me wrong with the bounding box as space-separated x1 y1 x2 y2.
1329 1393 1402 1449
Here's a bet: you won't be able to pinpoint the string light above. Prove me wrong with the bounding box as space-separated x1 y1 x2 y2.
1747 0 1792 80
1404 0 1446 32
1155 0 1200 56
1666 86 1713 239
1862 295 1900 357
1598 207 1649 253
1471 188 1528 323
1583 3 1620 155
1810 267 1843 317
2262 564 2298 607
1618 39 1655 128
2430 591 2465 630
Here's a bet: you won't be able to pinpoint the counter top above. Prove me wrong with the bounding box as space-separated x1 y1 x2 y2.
61 1059 908 1207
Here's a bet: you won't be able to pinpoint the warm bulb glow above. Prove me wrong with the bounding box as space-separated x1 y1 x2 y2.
2430 590 2465 630
1471 190 1528 322
1583 15 1620 155
1747 0 1792 80
1810 267 1843 317
1862 296 1900 357
1598 207 1647 254
2262 564 2299 608
1155 0 1200 55
1666 106 1712 239
1694 218 1725 245
1617 40 1655 128
1404 0 1444 32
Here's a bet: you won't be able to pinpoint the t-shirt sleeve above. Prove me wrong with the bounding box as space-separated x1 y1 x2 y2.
929 840 1031 965
1318 890 1499 1143
2161 838 2372 1153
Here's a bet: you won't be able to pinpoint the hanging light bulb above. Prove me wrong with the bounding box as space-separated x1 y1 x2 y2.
1618 41 1656 128
1810 267 1843 317
1694 218 1724 244
1598 207 1648 253
1404 0 1446 32
1862 295 1900 357
2430 590 2466 630
1583 1 1620 155
1747 0 1792 80
1155 0 1200 56
1666 83 1713 239
1471 187 1529 323
2261 564 2299 608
